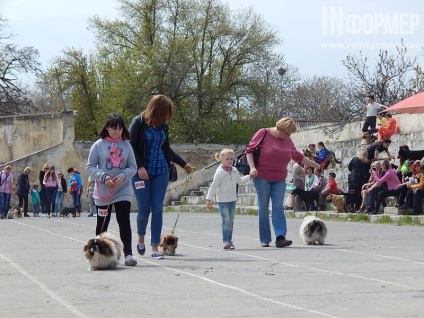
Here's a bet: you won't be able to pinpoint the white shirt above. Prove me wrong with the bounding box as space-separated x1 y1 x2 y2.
365 102 382 117
206 166 251 203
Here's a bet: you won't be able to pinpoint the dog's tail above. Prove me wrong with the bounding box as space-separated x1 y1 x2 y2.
329 150 342 164
171 213 180 235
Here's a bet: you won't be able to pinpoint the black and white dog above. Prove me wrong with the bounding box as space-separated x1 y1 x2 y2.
299 215 328 245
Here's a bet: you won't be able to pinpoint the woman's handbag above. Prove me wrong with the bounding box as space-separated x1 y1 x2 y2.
169 162 178 182
235 130 267 176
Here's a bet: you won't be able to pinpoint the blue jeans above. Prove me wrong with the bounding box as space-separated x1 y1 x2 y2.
0 192 4 217
413 189 424 213
55 191 65 213
0 192 9 217
253 177 287 244
88 192 96 215
71 191 81 212
218 201 236 243
45 187 57 214
33 203 40 214
132 172 169 246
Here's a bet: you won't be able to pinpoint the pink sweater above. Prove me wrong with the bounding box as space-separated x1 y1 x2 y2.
246 128 304 181
373 168 400 190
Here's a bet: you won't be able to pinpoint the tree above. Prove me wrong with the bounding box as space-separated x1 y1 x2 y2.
45 49 100 140
342 41 418 108
0 17 40 115
89 0 283 142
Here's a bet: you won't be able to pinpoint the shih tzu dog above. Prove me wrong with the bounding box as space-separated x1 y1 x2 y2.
160 213 180 256
83 232 123 271
160 233 178 256
7 206 21 219
60 207 77 218
299 215 328 245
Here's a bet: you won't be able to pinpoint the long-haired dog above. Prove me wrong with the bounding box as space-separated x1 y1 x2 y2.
299 215 328 245
326 193 345 213
60 207 77 218
7 206 21 219
160 233 178 256
83 232 123 271
160 213 180 256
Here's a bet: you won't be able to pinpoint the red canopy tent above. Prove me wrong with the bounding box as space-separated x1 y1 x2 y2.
385 92 424 114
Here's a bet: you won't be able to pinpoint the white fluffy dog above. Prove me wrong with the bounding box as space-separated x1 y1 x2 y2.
299 215 328 245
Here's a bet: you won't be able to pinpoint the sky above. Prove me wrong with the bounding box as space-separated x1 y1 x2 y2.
1 0 423 82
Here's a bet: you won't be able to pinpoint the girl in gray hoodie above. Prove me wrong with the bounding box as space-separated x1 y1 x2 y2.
86 113 138 266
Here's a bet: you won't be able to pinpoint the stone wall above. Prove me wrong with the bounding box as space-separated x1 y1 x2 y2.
2 111 424 209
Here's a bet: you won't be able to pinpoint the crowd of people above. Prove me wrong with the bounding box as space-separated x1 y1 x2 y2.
1 93 423 260
287 95 424 216
0 163 95 219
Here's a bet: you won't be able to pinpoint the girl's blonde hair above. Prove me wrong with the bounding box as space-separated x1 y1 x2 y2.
5 165 12 170
276 117 297 135
215 148 234 161
24 167 31 173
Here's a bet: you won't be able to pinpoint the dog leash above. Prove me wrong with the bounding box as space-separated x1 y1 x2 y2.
170 213 180 235
95 180 115 234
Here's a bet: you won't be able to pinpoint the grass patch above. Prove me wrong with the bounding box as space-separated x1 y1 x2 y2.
396 215 423 226
347 213 370 222
245 208 258 216
164 206 173 212
375 215 393 224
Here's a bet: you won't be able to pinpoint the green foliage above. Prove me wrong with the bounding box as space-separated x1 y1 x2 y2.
375 215 393 224
396 215 423 226
86 0 285 142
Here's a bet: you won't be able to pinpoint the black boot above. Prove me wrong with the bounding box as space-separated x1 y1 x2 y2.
24 213 31 217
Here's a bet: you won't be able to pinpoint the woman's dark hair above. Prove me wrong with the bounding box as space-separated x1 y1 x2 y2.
318 141 325 147
98 113 130 140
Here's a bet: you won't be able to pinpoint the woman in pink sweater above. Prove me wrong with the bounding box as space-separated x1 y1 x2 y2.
246 117 320 248
366 159 400 214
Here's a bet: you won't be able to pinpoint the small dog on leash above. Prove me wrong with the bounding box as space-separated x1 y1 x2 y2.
160 233 178 256
83 232 123 271
160 213 180 256
60 207 77 218
7 206 21 219
326 194 345 213
299 215 328 245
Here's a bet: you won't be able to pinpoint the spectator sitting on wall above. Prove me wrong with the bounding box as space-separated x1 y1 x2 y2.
315 142 328 165
366 139 393 162
362 95 388 133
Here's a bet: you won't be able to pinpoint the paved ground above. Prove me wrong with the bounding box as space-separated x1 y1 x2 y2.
1 212 424 318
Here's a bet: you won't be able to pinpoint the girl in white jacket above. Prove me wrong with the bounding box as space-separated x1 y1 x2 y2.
206 149 251 250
